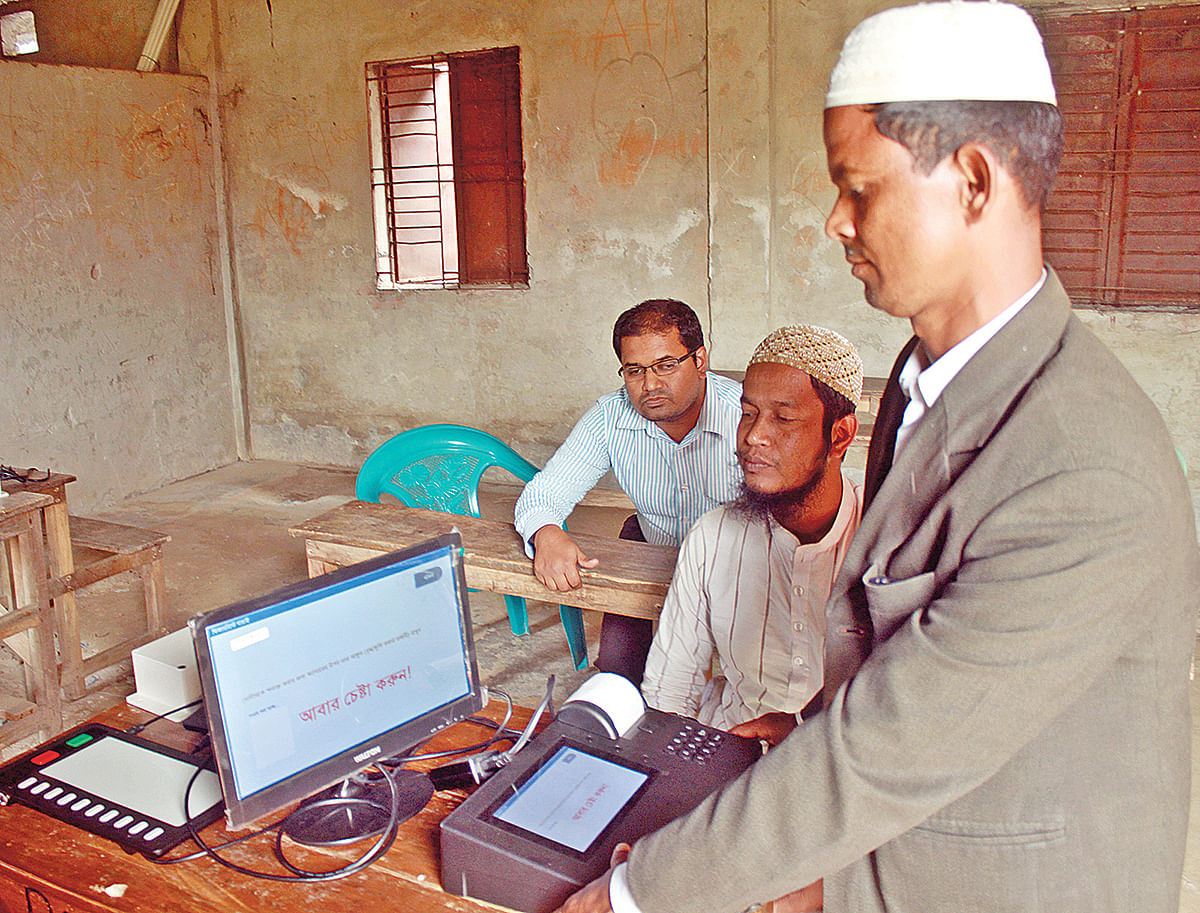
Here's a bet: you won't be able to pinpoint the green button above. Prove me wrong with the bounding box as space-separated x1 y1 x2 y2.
66 733 93 747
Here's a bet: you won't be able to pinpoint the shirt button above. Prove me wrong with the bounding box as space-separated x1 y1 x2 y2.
792 657 805 666
794 622 804 632
793 585 805 596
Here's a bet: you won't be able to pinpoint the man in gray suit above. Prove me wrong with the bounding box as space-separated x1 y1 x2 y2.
556 3 1200 912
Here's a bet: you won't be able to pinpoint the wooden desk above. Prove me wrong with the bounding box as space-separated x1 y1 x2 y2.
0 700 527 913
290 501 678 621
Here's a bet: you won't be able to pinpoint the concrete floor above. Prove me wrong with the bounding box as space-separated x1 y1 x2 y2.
2 459 1198 910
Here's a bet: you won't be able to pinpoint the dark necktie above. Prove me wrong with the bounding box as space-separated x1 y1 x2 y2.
863 343 917 512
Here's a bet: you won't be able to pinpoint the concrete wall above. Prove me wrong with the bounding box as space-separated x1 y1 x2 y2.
175 0 1197 518
2 0 1194 519
177 0 715 468
0 62 236 510
0 0 178 71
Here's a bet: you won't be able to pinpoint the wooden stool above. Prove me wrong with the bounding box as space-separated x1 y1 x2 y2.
0 492 62 747
48 516 170 700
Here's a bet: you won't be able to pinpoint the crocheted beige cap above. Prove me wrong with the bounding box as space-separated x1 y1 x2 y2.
826 1 1057 108
748 325 863 404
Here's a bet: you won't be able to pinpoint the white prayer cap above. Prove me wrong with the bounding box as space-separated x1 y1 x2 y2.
826 1 1057 108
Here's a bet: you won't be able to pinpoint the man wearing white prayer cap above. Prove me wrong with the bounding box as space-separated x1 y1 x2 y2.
555 3 1199 913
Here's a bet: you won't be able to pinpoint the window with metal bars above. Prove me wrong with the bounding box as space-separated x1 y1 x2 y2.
367 46 529 289
1037 5 1200 310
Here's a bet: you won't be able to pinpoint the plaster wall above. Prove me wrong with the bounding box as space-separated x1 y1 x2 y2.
181 0 713 468
180 0 1197 515
0 0 179 72
0 62 236 510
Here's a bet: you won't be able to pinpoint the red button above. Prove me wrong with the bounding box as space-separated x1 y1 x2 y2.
31 750 60 766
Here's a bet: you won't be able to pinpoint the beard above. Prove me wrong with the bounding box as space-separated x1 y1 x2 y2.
732 440 830 524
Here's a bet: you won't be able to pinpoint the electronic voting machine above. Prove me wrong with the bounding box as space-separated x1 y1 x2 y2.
440 673 763 913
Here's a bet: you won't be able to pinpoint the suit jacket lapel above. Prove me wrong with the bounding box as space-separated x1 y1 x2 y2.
857 271 1074 561
826 271 1076 694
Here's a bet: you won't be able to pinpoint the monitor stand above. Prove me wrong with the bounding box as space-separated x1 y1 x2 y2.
280 769 434 847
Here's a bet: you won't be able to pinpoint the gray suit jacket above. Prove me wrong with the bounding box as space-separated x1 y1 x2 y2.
628 271 1200 913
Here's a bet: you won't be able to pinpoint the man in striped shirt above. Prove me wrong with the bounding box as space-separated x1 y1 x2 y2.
642 325 864 746
514 299 743 684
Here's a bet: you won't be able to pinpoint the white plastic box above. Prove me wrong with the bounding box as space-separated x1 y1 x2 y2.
125 627 201 721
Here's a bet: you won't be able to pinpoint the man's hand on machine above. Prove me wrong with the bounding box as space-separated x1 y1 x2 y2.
553 843 630 913
532 526 600 591
729 711 799 749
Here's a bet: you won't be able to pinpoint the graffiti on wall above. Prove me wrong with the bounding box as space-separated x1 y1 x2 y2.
119 98 205 197
245 109 356 256
0 88 209 263
549 0 704 186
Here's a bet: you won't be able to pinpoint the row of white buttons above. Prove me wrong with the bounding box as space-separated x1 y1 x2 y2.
16 776 165 842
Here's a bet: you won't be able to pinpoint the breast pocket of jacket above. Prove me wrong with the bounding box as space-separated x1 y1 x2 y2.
861 563 937 644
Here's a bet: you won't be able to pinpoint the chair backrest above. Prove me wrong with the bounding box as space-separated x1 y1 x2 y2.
355 424 539 518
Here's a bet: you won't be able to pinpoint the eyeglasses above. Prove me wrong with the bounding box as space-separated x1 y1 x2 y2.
618 349 699 380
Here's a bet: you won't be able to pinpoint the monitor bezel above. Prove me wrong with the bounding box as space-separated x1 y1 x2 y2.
189 532 483 831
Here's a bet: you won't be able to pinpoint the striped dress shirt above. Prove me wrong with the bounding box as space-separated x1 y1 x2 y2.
514 372 743 553
513 374 744 551
641 475 862 730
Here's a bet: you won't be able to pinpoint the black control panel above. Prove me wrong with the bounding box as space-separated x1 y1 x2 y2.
0 723 224 858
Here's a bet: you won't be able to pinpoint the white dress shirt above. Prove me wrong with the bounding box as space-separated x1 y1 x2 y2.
894 271 1047 457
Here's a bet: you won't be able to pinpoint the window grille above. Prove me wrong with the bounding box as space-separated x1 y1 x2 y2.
367 47 529 290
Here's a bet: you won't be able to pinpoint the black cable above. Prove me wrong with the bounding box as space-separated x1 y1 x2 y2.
175 761 402 881
124 699 202 735
465 715 525 740
0 465 51 484
154 686 521 878
382 687 516 765
152 820 280 864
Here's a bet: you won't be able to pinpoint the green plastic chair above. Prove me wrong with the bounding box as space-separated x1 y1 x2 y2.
355 423 588 670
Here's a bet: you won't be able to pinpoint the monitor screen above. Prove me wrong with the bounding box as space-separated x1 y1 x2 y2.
190 533 482 831
490 743 651 854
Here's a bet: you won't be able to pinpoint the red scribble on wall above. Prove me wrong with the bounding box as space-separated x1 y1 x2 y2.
597 122 703 186
590 0 681 68
120 99 202 192
251 184 311 256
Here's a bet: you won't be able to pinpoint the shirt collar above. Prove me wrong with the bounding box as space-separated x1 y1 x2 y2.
899 269 1046 413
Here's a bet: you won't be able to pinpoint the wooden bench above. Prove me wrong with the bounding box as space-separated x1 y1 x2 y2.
290 501 678 621
0 491 62 746
48 516 170 699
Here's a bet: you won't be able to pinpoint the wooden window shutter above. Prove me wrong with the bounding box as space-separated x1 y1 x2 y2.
448 47 529 286
1040 6 1200 309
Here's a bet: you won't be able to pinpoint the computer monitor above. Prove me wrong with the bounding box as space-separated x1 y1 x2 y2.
190 532 483 835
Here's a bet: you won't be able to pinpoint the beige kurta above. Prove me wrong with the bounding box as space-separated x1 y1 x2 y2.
641 475 862 730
